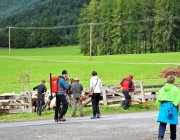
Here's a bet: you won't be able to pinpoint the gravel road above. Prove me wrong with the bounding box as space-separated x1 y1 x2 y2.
0 111 179 140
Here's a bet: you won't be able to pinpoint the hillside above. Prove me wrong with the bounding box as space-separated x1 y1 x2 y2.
0 0 90 47
0 0 45 20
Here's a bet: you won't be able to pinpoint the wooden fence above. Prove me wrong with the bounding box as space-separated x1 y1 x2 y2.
0 92 32 114
1 82 180 113
81 82 180 107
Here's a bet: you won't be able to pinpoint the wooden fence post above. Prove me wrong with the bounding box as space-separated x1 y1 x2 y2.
102 86 107 106
28 91 32 113
140 81 145 103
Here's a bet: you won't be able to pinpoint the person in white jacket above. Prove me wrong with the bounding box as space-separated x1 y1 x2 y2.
90 71 102 119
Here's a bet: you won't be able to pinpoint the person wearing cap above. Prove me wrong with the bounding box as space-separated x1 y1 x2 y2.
90 71 102 119
70 77 83 117
54 70 70 122
33 80 47 116
120 75 135 110
156 75 180 140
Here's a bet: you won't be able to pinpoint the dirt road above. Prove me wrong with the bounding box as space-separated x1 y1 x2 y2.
0 111 179 140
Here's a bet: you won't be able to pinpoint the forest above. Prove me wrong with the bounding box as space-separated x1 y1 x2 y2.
0 0 180 55
78 0 180 55
0 0 90 48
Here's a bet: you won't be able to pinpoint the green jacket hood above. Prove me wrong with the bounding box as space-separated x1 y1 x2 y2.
164 84 174 92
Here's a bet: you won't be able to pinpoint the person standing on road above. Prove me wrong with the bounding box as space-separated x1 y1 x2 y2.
156 75 180 140
70 77 83 117
120 75 135 110
90 71 102 119
54 70 70 122
33 80 47 116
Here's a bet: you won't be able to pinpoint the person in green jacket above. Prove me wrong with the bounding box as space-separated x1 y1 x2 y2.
156 75 180 140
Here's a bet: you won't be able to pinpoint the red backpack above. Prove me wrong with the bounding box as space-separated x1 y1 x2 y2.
50 77 59 93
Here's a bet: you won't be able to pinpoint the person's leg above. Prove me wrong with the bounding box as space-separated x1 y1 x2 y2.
122 90 130 109
59 94 68 120
170 124 176 140
72 98 77 117
91 93 97 118
54 95 60 121
78 99 83 116
38 97 44 115
158 122 167 139
37 98 40 115
96 93 101 118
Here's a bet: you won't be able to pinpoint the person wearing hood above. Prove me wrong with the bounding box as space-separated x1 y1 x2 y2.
156 75 180 140
120 75 135 110
90 71 102 119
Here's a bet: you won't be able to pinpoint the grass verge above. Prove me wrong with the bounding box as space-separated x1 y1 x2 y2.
0 101 158 122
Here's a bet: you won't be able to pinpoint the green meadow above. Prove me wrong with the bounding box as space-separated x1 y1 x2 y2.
0 46 180 94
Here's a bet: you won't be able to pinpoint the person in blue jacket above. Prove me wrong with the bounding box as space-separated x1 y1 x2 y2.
54 70 70 122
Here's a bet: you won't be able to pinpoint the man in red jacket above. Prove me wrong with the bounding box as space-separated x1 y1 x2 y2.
120 75 135 110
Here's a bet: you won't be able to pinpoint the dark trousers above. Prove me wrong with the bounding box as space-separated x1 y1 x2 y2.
158 122 176 140
37 97 44 114
122 90 131 109
54 94 68 119
91 93 100 116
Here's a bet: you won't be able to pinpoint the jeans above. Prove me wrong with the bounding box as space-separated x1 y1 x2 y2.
122 90 131 109
54 94 68 119
91 93 100 116
37 97 44 115
158 122 176 140
73 98 83 115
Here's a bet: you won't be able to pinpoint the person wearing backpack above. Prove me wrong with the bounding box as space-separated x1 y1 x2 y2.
33 80 47 116
70 77 83 117
156 75 180 140
54 70 70 122
90 71 102 119
120 75 135 110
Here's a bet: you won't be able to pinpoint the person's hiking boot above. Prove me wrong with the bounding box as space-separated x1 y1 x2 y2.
120 100 125 107
91 116 96 119
72 114 77 117
59 117 66 121
158 136 163 140
80 114 83 117
123 106 129 110
96 113 101 118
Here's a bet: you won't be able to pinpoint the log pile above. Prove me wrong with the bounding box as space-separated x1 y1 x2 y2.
160 66 180 78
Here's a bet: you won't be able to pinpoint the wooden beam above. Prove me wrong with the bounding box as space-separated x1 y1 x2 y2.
102 87 107 105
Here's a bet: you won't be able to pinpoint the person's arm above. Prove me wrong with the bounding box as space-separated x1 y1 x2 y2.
100 80 102 89
61 79 69 90
33 86 38 91
81 84 83 91
44 86 47 92
90 78 93 90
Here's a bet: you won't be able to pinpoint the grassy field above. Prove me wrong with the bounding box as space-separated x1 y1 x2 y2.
0 46 180 93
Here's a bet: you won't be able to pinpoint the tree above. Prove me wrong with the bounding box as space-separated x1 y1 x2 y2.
153 0 176 52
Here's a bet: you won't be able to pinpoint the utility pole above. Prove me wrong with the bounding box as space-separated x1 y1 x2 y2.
89 23 92 60
8 26 11 56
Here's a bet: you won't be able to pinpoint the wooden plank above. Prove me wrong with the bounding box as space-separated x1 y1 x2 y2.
0 102 9 106
0 95 14 100
140 81 145 103
8 108 29 113
28 91 32 113
133 94 156 99
9 103 29 106
102 87 107 105
0 109 9 113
